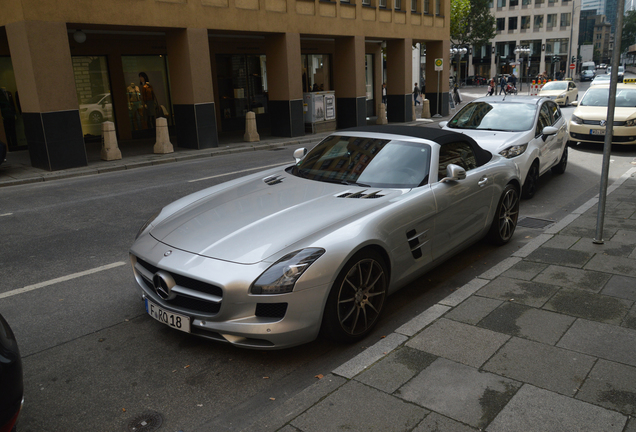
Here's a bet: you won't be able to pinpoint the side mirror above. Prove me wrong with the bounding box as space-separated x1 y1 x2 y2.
571 100 579 106
542 126 559 141
440 164 467 183
438 121 448 129
293 148 308 163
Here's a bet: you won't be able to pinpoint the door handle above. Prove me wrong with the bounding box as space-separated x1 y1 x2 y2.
478 177 488 187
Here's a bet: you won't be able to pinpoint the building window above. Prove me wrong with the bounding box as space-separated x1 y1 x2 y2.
535 0 543 5
534 14 543 29
379 0 387 7
411 0 417 10
497 0 506 7
510 0 518 5
362 0 371 4
548 0 556 4
497 17 506 31
509 16 518 30
560 12 570 26
521 15 531 28
547 13 557 27
423 0 429 12
435 0 441 15
395 0 401 9
522 0 531 5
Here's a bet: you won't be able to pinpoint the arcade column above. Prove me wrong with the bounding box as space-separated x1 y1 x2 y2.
424 40 450 117
5 21 87 171
166 28 218 149
265 33 304 137
333 36 367 128
385 38 413 123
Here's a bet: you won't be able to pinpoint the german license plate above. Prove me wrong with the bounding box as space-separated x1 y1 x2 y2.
590 129 606 135
146 299 191 333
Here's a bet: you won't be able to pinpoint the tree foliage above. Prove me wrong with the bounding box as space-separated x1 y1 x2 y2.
450 0 496 47
621 10 636 53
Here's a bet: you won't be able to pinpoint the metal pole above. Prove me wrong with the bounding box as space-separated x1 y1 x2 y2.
566 0 578 79
594 0 625 244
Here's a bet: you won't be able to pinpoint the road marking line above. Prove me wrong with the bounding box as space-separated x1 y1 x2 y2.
189 162 290 183
0 261 127 300
0 213 13 217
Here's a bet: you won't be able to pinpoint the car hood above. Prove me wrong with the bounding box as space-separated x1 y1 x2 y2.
539 90 568 97
573 106 636 121
443 128 529 153
149 171 400 264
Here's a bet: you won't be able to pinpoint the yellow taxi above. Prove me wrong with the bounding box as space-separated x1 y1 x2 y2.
538 80 578 106
568 79 636 145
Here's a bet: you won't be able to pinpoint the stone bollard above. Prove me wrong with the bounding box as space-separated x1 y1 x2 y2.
422 99 431 119
100 121 122 161
377 103 388 125
153 117 174 154
244 111 260 142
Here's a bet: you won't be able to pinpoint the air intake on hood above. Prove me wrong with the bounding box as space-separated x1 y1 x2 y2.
337 190 385 199
263 175 285 185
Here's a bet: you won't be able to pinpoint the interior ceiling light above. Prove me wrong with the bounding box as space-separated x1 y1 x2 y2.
74 29 87 44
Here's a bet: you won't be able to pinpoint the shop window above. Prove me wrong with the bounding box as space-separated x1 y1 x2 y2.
365 54 375 117
0 56 28 151
216 54 268 132
302 55 332 93
122 55 172 137
72 56 114 140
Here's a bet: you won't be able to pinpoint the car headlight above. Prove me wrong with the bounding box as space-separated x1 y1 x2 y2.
499 144 528 158
558 93 566 99
80 108 88 112
251 248 325 295
136 210 161 239
571 115 583 124
626 119 636 126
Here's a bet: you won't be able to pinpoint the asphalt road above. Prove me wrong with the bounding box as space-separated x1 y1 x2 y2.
2 83 636 431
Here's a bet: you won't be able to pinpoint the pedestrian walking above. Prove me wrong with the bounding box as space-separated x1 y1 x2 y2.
413 83 421 106
499 75 507 95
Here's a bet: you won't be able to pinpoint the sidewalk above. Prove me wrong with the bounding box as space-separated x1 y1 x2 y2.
231 167 636 432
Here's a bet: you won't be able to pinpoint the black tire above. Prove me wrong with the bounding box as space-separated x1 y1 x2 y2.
521 162 539 199
565 97 569 106
89 111 104 123
321 249 388 343
551 146 568 175
487 184 520 245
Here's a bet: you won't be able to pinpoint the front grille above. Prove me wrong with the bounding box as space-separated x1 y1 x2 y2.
136 257 223 315
255 303 288 319
570 132 635 143
578 119 626 126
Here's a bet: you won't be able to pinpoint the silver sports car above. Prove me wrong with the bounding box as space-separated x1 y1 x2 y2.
130 126 521 349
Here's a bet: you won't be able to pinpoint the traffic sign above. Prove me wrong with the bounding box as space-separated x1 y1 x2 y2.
569 63 576 70
435 58 443 71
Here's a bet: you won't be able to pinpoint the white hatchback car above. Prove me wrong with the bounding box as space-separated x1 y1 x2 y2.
441 96 568 199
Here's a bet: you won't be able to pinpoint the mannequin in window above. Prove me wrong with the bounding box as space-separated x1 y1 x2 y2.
0 87 17 148
139 72 158 128
127 82 143 130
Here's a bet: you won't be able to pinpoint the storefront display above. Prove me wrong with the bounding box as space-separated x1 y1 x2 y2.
72 56 113 140
302 55 331 93
216 54 268 132
0 56 27 150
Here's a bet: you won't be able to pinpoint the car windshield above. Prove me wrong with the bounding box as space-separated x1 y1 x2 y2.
593 75 610 82
289 135 431 188
580 88 636 107
541 82 567 91
447 101 536 131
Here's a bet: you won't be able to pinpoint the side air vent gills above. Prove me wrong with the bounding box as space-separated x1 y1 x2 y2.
406 229 429 260
264 175 285 185
337 191 385 199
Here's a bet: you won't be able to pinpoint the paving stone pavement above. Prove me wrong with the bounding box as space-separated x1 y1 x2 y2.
247 167 636 432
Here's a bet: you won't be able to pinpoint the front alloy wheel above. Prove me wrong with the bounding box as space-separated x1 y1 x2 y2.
321 250 387 342
487 184 519 245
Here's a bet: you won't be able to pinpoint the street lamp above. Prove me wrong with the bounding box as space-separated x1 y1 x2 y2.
450 46 468 87
514 46 531 92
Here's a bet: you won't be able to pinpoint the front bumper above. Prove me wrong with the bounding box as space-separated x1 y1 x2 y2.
129 245 331 350
568 122 636 145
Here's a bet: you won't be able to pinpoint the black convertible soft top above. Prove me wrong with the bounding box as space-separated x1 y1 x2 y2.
343 125 493 167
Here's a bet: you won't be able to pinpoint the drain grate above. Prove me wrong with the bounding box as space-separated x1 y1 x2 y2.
517 217 555 229
127 412 163 432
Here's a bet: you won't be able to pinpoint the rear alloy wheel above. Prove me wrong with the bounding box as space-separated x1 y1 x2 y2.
487 184 520 245
551 146 568 175
321 250 388 343
522 162 539 199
